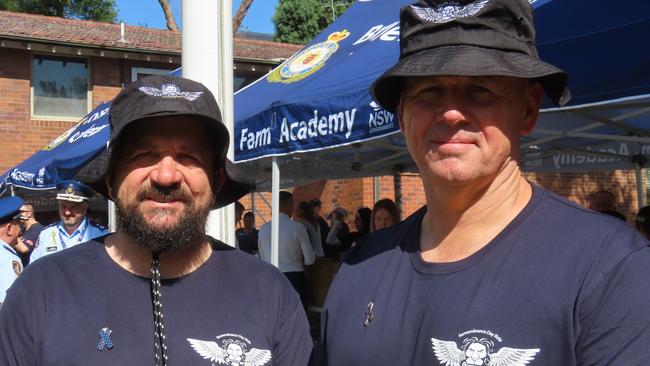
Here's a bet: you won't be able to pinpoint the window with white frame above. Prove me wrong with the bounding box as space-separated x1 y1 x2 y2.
32 55 89 119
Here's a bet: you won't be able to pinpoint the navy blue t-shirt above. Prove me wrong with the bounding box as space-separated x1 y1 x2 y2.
0 237 312 365
319 186 650 365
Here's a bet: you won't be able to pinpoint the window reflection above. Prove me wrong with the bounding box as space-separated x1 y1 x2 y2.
32 56 88 118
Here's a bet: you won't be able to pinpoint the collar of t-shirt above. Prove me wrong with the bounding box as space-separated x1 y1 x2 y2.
57 217 89 239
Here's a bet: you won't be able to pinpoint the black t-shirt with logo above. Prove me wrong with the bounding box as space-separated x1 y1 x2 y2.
319 186 650 365
0 237 311 365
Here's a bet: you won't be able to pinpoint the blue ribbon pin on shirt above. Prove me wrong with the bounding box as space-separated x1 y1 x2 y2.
97 327 114 351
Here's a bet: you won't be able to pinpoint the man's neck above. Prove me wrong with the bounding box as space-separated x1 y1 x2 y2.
63 218 85 236
420 162 532 263
104 230 213 279
24 219 38 230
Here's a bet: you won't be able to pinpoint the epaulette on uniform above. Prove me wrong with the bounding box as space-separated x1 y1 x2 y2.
89 220 107 231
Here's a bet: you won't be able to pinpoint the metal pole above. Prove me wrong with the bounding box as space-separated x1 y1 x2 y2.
635 163 646 209
393 173 402 220
108 200 117 232
182 0 235 246
271 157 280 267
373 176 379 203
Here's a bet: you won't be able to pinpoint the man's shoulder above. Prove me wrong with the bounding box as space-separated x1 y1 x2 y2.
29 240 103 269
87 219 108 232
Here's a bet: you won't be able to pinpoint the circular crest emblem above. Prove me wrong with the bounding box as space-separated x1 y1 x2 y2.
268 30 350 84
66 184 75 194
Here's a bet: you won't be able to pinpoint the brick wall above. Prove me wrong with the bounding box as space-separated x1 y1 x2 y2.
236 170 645 229
0 48 180 175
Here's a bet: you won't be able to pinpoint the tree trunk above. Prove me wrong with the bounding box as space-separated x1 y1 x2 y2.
233 0 255 33
158 0 179 31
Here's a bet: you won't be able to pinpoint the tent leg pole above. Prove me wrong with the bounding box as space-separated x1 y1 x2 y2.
635 163 646 209
271 157 280 268
108 200 117 232
393 173 402 220
373 176 379 203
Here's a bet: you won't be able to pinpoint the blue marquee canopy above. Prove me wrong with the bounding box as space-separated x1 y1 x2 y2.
2 0 650 194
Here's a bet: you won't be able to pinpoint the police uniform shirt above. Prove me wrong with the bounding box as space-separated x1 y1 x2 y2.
31 218 107 262
0 239 22 303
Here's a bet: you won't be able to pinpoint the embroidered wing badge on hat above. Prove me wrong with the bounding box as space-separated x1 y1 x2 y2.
138 84 203 101
410 0 490 24
431 337 539 366
188 336 271 366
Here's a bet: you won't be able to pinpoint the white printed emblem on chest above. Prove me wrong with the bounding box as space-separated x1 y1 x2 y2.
431 329 539 365
188 333 271 366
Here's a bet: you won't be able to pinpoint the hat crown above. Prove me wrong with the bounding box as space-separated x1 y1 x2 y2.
401 0 537 60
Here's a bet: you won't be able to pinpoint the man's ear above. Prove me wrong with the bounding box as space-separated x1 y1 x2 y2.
521 82 544 136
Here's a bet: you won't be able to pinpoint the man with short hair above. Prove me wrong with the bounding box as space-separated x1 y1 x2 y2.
0 75 312 365
319 1 650 365
30 180 107 262
588 190 617 212
259 191 315 306
16 203 44 266
0 196 25 307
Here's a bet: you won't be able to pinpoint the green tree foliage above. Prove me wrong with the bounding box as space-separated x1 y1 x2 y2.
273 0 353 44
0 0 117 22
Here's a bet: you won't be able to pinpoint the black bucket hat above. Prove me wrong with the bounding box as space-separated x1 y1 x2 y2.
370 0 570 112
76 75 253 209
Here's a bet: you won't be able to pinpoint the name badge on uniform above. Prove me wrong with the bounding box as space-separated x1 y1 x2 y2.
46 246 58 252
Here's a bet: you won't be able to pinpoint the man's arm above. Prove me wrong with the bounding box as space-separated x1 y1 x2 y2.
297 224 316 266
272 294 313 365
0 293 36 365
576 245 650 365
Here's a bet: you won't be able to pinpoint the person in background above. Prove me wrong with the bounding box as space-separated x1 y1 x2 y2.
258 191 315 307
235 211 259 255
295 201 324 257
235 200 245 228
311 199 331 255
371 198 400 231
342 207 372 249
325 208 350 254
588 190 617 212
634 206 650 240
16 203 44 267
0 196 24 308
31 180 108 262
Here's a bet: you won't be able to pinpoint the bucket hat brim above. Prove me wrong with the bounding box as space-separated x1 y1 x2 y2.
370 44 569 113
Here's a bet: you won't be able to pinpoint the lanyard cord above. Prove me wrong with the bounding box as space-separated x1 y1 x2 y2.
151 253 168 366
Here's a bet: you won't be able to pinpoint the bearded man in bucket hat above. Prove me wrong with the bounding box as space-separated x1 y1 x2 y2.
317 1 650 365
0 75 312 366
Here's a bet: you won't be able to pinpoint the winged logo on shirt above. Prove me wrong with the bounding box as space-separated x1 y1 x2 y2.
410 0 490 24
431 337 539 366
138 84 203 101
188 336 271 366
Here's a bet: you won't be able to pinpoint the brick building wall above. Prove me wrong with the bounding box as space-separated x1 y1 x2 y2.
237 169 646 230
0 47 179 174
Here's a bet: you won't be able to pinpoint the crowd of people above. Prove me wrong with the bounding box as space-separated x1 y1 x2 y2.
1 0 650 364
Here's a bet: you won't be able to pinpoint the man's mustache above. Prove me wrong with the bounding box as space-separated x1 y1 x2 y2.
135 184 193 204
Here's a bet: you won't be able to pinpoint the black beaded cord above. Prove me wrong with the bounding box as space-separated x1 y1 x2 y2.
151 253 169 366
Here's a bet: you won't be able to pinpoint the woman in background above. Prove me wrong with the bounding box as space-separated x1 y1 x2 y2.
371 199 400 232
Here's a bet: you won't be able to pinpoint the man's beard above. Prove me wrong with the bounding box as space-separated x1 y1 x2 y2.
116 183 213 253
